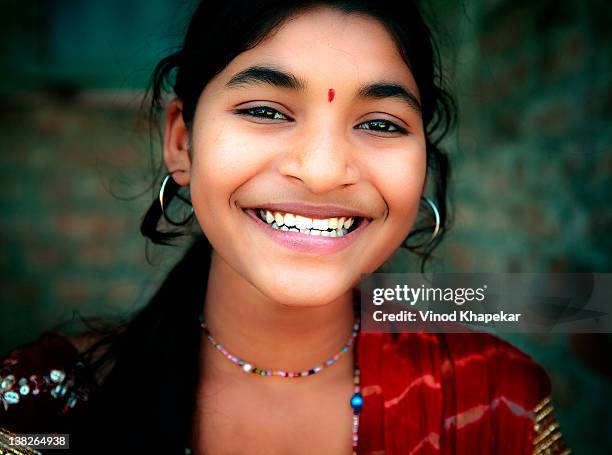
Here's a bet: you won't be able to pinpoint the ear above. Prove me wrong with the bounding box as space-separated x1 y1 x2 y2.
163 98 191 186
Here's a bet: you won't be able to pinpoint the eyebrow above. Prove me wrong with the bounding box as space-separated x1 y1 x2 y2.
357 82 422 114
225 65 305 91
225 65 421 114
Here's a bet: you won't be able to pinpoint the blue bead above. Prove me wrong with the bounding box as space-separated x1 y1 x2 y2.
350 393 363 412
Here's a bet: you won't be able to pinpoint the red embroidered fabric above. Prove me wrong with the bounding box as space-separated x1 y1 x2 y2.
356 331 551 454
0 333 94 434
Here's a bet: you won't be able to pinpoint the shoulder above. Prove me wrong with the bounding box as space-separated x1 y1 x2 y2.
0 332 97 434
382 331 551 398
359 331 568 451
443 331 551 397
412 332 567 450
436 331 552 409
364 331 548 372
360 331 552 411
441 332 569 452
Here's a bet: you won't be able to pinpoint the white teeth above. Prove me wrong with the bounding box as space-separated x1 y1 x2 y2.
312 218 328 230
259 210 354 228
284 213 296 227
295 215 313 230
257 208 357 237
267 223 350 237
265 210 274 224
274 212 284 226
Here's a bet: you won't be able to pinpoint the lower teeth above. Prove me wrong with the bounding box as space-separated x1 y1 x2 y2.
269 221 349 237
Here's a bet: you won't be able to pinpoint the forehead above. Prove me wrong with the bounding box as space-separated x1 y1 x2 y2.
215 7 417 95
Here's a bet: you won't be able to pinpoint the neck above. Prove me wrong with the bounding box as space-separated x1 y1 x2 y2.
202 250 357 375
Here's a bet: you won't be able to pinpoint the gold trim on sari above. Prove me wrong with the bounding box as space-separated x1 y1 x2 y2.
0 427 41 455
533 397 571 455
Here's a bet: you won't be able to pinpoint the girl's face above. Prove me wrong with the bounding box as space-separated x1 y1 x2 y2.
167 7 426 306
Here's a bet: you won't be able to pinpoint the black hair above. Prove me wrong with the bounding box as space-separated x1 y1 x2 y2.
72 1 456 453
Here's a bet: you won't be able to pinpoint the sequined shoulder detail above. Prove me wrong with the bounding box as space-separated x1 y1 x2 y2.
0 333 94 429
533 396 571 455
0 426 41 455
0 368 75 411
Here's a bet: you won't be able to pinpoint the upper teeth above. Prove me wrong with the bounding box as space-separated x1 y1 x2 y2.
259 210 356 236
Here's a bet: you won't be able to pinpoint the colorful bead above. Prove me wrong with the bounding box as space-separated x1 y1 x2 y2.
50 369 66 383
3 390 19 404
51 384 66 398
67 395 78 408
350 392 364 413
1 375 15 391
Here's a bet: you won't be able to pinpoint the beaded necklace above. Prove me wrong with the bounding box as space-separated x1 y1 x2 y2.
200 317 363 454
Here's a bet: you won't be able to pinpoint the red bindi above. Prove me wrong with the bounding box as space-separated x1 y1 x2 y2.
328 88 335 102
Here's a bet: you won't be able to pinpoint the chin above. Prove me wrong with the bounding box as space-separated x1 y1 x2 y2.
253 266 355 308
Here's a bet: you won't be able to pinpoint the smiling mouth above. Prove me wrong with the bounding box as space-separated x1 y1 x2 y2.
255 209 364 237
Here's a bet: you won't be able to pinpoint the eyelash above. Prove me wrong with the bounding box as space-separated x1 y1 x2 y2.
234 106 407 135
355 120 406 134
235 106 290 121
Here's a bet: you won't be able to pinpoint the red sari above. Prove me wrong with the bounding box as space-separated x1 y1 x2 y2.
0 331 568 454
357 331 569 454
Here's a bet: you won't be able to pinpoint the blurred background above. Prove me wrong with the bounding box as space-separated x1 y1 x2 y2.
1 0 610 452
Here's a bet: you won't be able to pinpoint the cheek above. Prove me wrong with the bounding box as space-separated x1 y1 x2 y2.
187 120 266 241
366 143 426 237
192 121 264 190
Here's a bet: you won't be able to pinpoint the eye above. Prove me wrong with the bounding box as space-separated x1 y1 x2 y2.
355 119 407 135
234 106 292 121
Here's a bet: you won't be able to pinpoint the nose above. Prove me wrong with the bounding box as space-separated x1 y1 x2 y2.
277 118 360 194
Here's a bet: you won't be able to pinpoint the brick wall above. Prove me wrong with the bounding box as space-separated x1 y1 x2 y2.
0 96 189 350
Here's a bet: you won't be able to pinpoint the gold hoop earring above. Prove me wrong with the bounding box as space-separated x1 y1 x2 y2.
158 174 194 226
404 197 442 250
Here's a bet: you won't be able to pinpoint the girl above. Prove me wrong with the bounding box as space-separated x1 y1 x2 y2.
0 1 568 454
